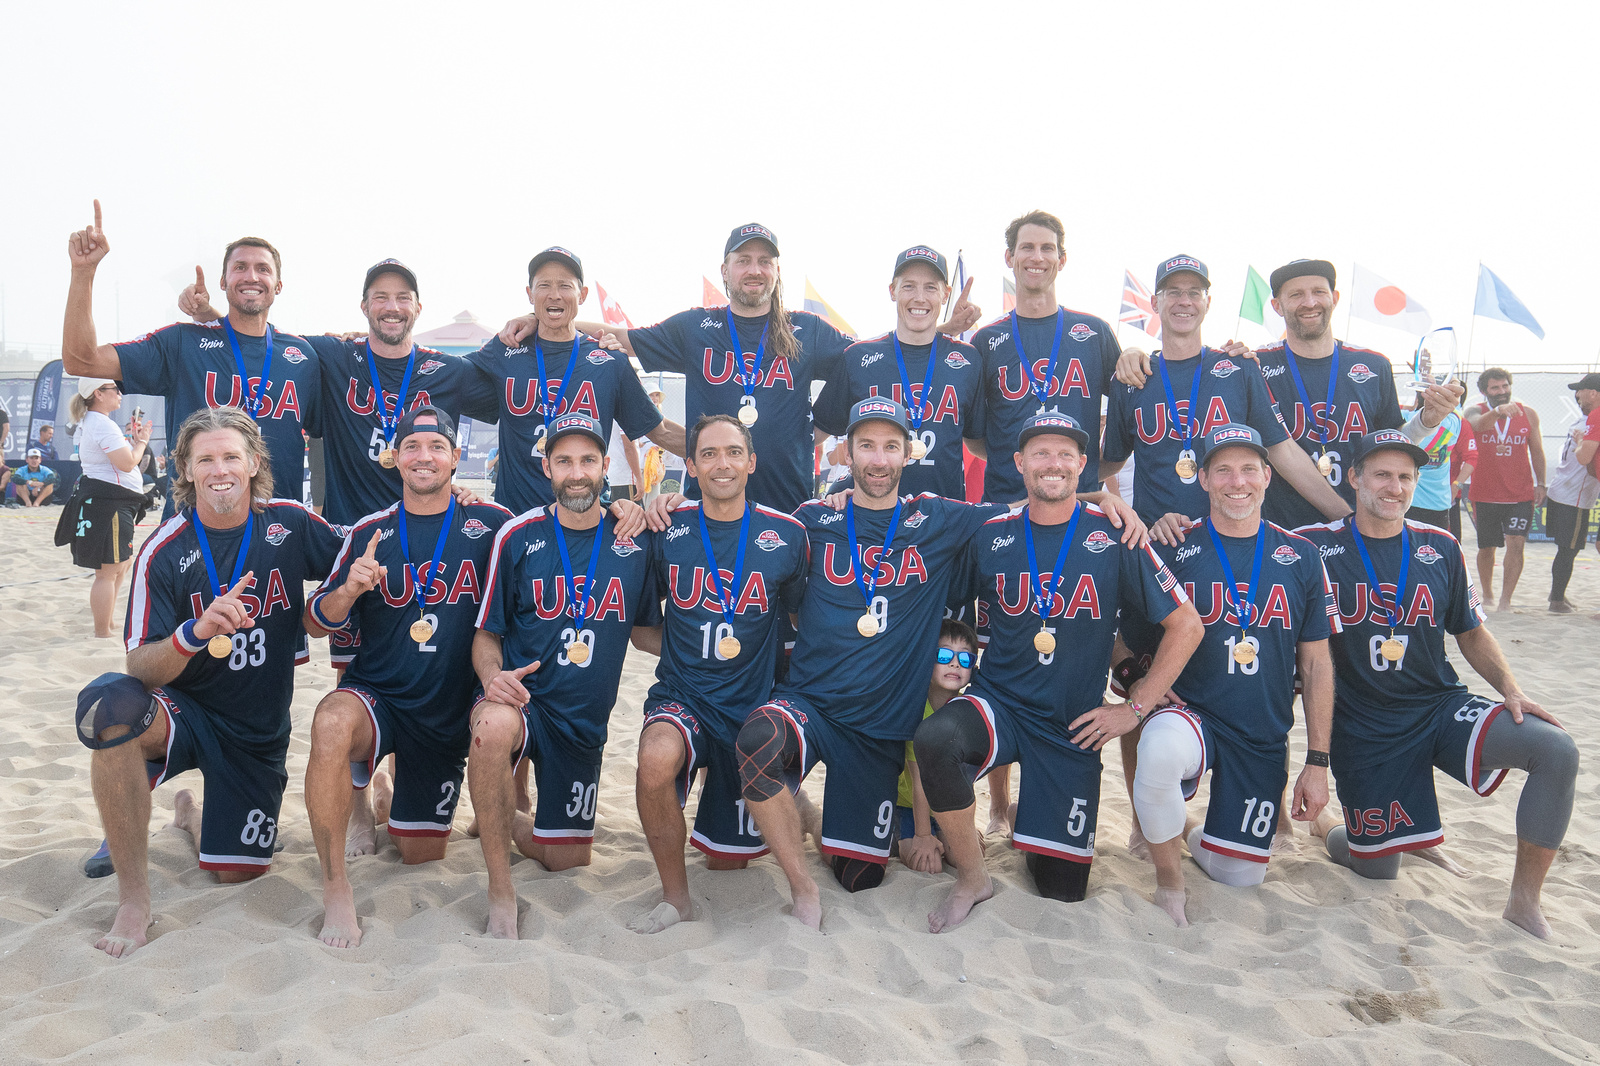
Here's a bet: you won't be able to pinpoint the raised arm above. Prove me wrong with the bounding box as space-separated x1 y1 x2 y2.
644 420 686 458
62 200 126 379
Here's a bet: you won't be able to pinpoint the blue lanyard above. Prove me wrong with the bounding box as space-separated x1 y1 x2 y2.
1283 341 1340 449
1349 523 1411 630
845 496 903 610
551 507 604 629
1203 518 1266 635
365 343 417 445
1009 309 1064 411
535 334 583 434
1155 350 1206 451
697 502 751 628
395 495 456 613
190 508 254 599
723 307 768 401
220 318 275 420
890 332 940 433
1022 502 1084 621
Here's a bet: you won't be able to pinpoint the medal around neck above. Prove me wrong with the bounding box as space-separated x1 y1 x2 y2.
1317 452 1334 477
1380 637 1405 661
378 448 397 469
909 437 928 461
1174 454 1198 480
410 617 434 645
737 402 759 426
718 635 742 659
856 613 880 638
566 639 591 664
1233 638 1258 664
207 633 233 658
1033 628 1056 655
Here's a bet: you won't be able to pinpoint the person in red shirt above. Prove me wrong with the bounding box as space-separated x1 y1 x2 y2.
1464 368 1546 611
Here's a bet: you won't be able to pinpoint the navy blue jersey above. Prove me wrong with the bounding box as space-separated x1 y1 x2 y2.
468 335 662 514
477 510 663 751
812 333 986 499
779 494 1001 741
125 499 342 751
316 501 512 742
1292 519 1485 768
972 309 1120 503
970 504 1187 736
115 322 321 504
1256 342 1404 528
647 501 809 744
628 308 853 513
1152 521 1336 752
1102 349 1290 523
306 338 502 527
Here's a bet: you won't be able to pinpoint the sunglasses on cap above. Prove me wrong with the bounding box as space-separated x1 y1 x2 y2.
936 648 973 668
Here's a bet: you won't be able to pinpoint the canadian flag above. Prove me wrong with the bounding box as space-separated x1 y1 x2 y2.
1350 264 1432 335
702 275 729 309
596 282 634 329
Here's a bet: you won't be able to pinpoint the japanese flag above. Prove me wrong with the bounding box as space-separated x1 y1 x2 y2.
1350 264 1432 335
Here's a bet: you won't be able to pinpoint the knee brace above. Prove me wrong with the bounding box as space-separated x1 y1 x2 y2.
75 673 159 750
1482 711 1579 850
737 705 800 802
1026 851 1091 903
830 856 886 892
1131 713 1203 844
913 699 993 814
1323 824 1401 880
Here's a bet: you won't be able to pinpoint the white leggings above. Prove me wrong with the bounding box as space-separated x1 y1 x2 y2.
1133 713 1267 888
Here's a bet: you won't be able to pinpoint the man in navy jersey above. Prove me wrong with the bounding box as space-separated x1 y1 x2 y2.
78 407 341 957
467 412 663 939
911 412 1202 931
300 407 513 948
1125 424 1337 926
1296 431 1578 939
182 259 503 527
813 246 986 500
631 414 808 934
473 247 682 514
64 201 320 516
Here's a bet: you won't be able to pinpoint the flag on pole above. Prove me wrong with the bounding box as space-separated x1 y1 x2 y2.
1002 277 1016 314
595 282 634 329
803 278 855 336
1349 264 1432 334
1473 264 1544 339
702 276 729 309
1118 270 1159 338
1238 266 1285 339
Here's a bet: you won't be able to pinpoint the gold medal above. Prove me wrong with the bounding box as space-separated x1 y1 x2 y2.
378 448 397 469
1233 639 1257 665
1174 457 1197 479
1033 629 1056 655
566 640 590 664
534 435 547 456
909 437 928 461
409 617 434 644
207 633 233 658
1380 637 1405 661
717 635 742 659
738 404 759 426
1316 452 1334 477
856 613 880 638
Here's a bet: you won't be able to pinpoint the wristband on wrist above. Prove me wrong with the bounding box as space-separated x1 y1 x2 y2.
172 618 205 657
1128 701 1147 723
1305 749 1330 768
308 594 349 632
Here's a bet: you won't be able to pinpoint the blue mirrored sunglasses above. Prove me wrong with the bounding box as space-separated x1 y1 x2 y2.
936 648 973 668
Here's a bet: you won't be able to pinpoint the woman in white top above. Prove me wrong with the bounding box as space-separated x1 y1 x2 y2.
69 377 151 637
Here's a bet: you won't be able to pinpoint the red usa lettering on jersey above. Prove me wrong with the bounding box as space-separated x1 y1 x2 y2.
1134 396 1235 445
1183 582 1293 628
189 568 292 622
866 383 962 424
203 372 302 420
529 576 629 621
667 564 771 614
1345 802 1415 837
1281 401 1370 444
820 543 929 587
989 573 1103 619
996 357 1093 402
377 560 484 608
344 379 436 417
504 378 600 418
1335 581 1439 628
701 349 795 391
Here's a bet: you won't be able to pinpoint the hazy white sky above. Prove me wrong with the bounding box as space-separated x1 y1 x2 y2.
3 1 1595 374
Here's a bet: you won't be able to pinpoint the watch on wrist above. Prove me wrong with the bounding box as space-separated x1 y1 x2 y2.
1305 749 1330 768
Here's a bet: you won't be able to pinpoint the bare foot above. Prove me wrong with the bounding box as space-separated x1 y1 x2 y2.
346 790 377 859
928 874 994 933
795 790 823 847
1154 886 1189 927
628 899 691 934
172 789 201 838
318 881 363 948
95 901 152 958
1310 806 1342 841
486 892 519 940
1503 896 1551 939
1413 846 1471 878
371 770 394 825
1127 823 1152 862
791 882 823 930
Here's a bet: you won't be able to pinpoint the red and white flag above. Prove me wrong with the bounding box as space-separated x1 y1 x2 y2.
702 276 729 309
1350 264 1432 335
595 282 634 329
1119 270 1159 338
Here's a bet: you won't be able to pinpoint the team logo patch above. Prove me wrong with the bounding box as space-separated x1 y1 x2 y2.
700 317 723 329
1211 427 1254 445
945 352 971 369
1083 530 1115 553
417 359 445 376
506 345 529 356
754 529 787 551
1210 359 1241 378
857 399 898 416
1414 544 1444 565
1370 429 1409 446
1347 363 1377 384
902 511 929 529
611 536 642 557
461 518 491 539
586 351 613 365
817 511 843 525
1156 567 1178 593
280 346 307 364
198 337 224 349
264 523 290 546
1272 544 1301 565
861 350 885 368
1068 323 1097 342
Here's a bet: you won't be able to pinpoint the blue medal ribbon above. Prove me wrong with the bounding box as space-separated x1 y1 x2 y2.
365 343 417 449
723 307 769 407
697 502 751 629
551 507 604 630
1203 518 1267 638
890 332 940 434
1349 523 1411 633
535 334 584 441
190 508 254 599
1282 341 1341 453
1155 349 1207 452
396 495 457 616
1022 501 1084 623
845 495 903 613
1009 308 1064 411
220 318 276 420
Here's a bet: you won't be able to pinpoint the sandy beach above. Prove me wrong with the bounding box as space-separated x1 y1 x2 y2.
2 504 1597 1065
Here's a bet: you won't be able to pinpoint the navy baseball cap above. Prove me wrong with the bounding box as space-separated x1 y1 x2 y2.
1353 428 1428 468
1017 411 1090 452
1200 423 1271 467
528 246 584 284
846 397 910 439
1567 373 1600 392
76 673 158 750
1269 259 1337 297
394 405 458 448
1154 254 1209 292
545 411 607 452
893 245 949 283
363 258 419 299
725 223 779 257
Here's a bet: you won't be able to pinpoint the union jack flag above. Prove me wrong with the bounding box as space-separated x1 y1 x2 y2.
1119 270 1159 338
